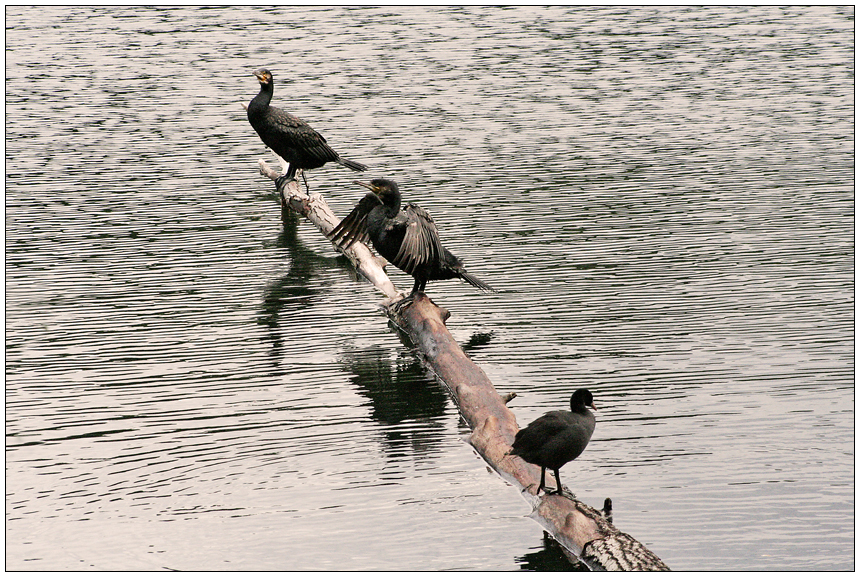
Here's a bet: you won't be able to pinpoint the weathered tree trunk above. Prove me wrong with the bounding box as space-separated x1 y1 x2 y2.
386 292 669 572
257 162 670 571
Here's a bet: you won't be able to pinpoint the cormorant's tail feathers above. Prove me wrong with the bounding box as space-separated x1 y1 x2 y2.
458 270 496 293
338 158 368 172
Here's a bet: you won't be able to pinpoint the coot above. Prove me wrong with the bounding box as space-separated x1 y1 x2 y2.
509 389 596 495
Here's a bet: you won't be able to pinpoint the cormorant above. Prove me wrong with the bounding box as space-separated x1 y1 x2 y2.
508 389 596 495
328 179 494 298
247 68 367 184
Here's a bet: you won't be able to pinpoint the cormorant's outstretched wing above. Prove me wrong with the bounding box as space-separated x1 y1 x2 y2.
392 203 446 276
328 193 382 250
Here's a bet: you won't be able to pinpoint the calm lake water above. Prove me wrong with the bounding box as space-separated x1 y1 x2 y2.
5 6 854 571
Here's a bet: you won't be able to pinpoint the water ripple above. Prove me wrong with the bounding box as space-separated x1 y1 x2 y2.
6 5 853 572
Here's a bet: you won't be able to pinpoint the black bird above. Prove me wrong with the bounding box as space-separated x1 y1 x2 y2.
509 389 596 495
328 179 494 298
247 68 367 183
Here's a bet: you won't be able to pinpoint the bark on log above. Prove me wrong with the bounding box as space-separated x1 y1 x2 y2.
258 160 398 299
257 161 670 571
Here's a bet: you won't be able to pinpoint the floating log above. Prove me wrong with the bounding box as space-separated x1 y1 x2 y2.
257 161 670 571
258 160 398 299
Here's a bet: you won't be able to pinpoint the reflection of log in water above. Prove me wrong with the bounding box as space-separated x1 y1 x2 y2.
257 161 669 571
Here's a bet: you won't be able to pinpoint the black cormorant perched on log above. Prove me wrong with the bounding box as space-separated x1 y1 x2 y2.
328 179 494 298
247 68 367 183
508 389 596 495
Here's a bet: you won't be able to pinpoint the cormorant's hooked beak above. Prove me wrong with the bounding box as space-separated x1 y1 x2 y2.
253 69 270 83
354 180 379 195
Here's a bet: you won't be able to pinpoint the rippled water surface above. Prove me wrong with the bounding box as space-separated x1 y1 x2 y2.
6 6 854 571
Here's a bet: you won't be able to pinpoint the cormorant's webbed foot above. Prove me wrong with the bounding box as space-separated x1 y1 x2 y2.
392 291 420 313
274 174 295 190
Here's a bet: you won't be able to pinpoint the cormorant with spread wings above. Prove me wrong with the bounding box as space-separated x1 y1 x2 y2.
328 179 494 298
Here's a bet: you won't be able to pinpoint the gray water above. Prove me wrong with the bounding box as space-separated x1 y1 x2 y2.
5 6 854 571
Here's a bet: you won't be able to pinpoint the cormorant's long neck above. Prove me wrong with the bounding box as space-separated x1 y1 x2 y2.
249 81 273 113
381 192 401 217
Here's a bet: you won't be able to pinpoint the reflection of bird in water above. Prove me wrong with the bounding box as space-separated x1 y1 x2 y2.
342 346 448 427
328 179 495 300
508 389 596 495
257 214 356 370
247 68 367 187
516 531 590 571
